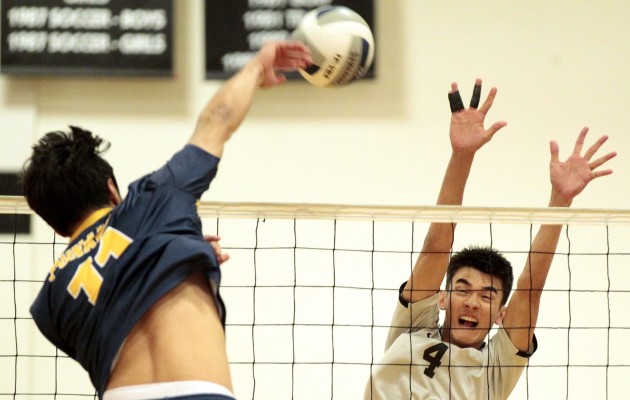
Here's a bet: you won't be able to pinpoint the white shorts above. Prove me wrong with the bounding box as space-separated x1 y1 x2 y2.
103 381 234 400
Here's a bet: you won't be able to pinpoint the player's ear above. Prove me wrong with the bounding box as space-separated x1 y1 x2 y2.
438 290 447 310
107 178 122 206
494 306 507 325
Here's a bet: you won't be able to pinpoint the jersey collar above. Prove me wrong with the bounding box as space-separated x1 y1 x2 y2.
70 207 113 241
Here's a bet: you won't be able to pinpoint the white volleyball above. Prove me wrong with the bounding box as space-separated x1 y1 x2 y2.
292 5 375 87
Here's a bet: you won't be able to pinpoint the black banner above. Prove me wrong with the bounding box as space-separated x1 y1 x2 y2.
1 0 173 77
205 0 375 80
0 172 30 234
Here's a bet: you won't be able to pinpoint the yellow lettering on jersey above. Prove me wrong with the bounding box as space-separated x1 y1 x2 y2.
59 252 68 267
64 248 76 263
48 244 78 282
71 243 84 259
67 258 103 305
82 231 97 253
94 227 132 268
47 223 108 283
95 223 106 242
48 264 58 282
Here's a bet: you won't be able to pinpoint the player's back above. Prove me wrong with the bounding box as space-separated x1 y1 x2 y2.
106 269 232 390
30 145 230 397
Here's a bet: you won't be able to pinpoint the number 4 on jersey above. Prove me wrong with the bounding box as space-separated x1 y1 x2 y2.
423 342 448 378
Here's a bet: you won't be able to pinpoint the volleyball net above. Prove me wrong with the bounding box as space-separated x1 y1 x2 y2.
2 196 630 400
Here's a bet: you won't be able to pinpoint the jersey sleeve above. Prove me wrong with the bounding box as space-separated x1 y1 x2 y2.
384 282 440 351
148 144 220 199
488 327 538 399
30 290 76 359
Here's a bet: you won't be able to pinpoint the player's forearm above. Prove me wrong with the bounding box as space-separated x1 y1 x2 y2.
188 58 264 158
518 188 573 290
437 151 475 205
423 152 475 248
505 188 572 352
504 222 562 352
519 224 562 292
517 190 571 291
405 152 476 302
519 188 571 291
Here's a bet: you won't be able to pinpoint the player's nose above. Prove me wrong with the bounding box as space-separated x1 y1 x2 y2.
464 294 480 309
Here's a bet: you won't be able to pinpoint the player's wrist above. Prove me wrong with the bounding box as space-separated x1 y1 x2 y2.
243 56 265 87
448 150 476 168
548 190 573 208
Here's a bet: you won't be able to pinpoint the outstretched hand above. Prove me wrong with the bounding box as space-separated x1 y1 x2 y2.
448 79 507 155
549 127 616 205
254 41 312 88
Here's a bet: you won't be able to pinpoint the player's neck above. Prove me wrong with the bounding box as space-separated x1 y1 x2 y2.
69 207 113 241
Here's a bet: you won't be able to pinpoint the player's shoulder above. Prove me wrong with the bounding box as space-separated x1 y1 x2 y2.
387 326 441 354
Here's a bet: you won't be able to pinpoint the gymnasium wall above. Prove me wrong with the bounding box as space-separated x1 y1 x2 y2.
2 0 627 210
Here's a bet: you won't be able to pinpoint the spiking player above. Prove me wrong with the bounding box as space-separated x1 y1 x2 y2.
21 41 311 400
365 80 616 399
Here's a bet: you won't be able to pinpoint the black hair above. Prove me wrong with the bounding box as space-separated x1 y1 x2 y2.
20 126 118 237
446 245 514 306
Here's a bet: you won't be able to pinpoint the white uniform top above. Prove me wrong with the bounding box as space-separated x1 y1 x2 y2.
365 291 536 400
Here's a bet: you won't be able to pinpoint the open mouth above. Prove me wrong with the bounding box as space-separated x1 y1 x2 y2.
458 315 478 328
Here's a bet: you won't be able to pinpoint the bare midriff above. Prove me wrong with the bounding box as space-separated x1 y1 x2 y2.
106 271 232 391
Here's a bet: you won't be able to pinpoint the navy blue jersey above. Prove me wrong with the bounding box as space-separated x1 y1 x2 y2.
30 145 223 398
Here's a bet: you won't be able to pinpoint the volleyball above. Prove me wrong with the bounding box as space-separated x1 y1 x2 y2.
292 5 375 88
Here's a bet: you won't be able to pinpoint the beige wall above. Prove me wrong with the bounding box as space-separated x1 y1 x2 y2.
3 0 628 209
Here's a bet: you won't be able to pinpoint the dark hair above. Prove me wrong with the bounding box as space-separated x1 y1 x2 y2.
446 246 514 306
21 126 118 237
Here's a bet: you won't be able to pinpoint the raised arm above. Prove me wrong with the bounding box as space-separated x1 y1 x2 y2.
503 127 616 352
402 79 507 304
188 41 311 157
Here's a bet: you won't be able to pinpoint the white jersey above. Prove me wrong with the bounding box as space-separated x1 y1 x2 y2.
365 292 536 400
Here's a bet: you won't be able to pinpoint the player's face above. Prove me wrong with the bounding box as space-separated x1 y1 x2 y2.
439 267 506 349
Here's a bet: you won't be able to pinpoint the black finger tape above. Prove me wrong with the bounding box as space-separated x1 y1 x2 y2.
470 84 482 108
448 91 465 113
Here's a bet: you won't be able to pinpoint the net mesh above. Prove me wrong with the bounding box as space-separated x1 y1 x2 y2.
2 196 630 400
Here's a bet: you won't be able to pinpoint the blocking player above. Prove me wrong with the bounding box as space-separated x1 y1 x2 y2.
365 80 616 399
21 41 311 400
